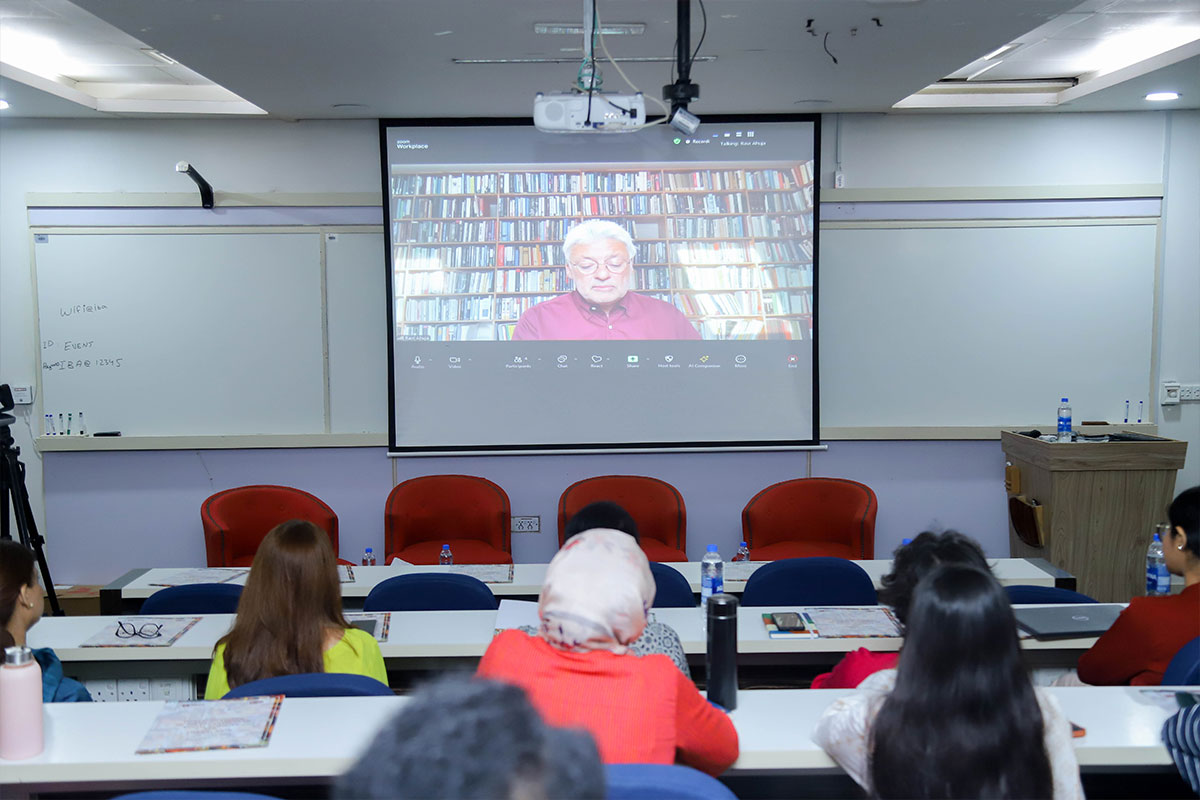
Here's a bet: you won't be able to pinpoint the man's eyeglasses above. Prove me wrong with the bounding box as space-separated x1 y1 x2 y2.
569 259 630 275
115 621 164 639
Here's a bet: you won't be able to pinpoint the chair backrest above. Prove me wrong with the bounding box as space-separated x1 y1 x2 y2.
363 573 497 612
648 562 697 608
223 672 392 699
384 475 510 557
201 484 339 567
558 475 686 551
740 557 878 606
741 478 877 558
1163 636 1200 685
1004 584 1098 605
141 583 243 615
605 764 738 800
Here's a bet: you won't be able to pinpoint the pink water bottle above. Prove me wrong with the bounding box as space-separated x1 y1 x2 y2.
0 646 44 760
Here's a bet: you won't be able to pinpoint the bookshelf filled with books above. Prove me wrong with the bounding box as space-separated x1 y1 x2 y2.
389 162 814 341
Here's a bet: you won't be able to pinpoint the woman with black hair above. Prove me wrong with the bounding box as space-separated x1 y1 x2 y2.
1078 485 1200 685
815 564 1083 799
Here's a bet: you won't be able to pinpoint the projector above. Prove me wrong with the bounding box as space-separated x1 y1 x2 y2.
534 91 645 133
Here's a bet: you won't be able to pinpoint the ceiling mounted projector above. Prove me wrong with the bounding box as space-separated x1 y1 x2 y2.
534 91 646 133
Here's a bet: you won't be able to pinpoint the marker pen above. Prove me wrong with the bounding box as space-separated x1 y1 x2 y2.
1124 400 1129 424
78 411 86 436
1138 400 1144 423
45 414 55 436
58 413 64 433
67 412 72 436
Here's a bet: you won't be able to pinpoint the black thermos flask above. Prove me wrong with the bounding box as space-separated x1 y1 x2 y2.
706 592 738 710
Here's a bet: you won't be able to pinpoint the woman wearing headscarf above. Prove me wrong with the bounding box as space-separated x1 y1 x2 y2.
476 529 738 776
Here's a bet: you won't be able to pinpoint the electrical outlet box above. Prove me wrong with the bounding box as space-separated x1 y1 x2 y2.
118 678 151 701
1180 384 1200 402
150 678 193 701
85 679 119 702
512 515 540 533
1161 380 1181 405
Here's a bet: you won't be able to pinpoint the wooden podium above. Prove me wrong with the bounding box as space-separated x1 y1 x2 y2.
1001 430 1187 602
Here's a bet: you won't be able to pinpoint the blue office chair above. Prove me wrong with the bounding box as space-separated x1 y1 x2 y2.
140 583 243 615
223 672 392 699
363 573 496 611
740 557 877 607
1163 636 1200 685
605 764 738 800
113 793 280 800
650 561 697 608
1004 585 1097 605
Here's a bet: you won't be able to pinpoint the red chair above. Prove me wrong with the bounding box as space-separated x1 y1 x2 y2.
384 475 512 565
558 475 688 562
741 478 877 560
201 485 347 567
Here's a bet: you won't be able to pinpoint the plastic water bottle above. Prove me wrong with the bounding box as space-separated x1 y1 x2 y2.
361 547 376 567
439 544 453 565
1057 398 1072 442
1146 525 1170 596
731 542 750 562
700 544 724 607
0 646 44 760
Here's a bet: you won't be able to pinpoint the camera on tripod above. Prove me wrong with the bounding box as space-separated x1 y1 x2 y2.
1 382 62 615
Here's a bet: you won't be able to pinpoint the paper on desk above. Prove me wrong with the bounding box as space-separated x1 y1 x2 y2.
495 599 540 629
338 565 355 583
345 612 391 642
149 568 248 587
1139 689 1200 712
136 695 283 754
724 561 768 581
803 607 902 638
80 616 201 648
449 563 514 583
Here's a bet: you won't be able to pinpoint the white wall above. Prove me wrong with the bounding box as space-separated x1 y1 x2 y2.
2 112 1196 583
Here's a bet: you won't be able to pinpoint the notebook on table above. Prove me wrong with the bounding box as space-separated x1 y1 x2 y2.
1013 604 1124 640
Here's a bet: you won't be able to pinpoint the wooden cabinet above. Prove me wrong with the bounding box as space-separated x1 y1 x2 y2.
1001 430 1187 602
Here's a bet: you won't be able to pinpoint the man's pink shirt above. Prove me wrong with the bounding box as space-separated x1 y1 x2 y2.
511 290 701 340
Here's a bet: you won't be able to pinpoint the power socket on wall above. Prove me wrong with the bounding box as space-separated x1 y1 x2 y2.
1180 384 1200 402
85 679 118 702
512 515 540 533
118 678 151 701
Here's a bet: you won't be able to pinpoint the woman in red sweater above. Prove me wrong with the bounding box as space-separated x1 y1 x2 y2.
1078 486 1200 686
477 528 738 776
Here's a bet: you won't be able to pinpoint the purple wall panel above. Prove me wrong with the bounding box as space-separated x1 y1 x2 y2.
42 441 1010 585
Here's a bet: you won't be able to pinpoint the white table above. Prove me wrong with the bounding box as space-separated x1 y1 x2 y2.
100 558 1070 613
29 604 1102 688
0 686 1182 798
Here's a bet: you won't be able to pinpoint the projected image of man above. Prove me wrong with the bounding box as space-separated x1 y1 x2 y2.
512 220 701 341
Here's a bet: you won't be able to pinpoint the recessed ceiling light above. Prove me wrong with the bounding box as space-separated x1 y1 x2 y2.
434 30 453 37
966 61 1002 81
534 22 645 36
1146 91 1181 102
0 100 9 110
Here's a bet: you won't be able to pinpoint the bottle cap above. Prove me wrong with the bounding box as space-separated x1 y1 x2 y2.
740 541 747 547
706 544 718 552
1061 398 1069 402
707 593 739 619
901 538 912 545
4 646 34 666
365 547 373 553
442 544 450 549
1153 533 1161 541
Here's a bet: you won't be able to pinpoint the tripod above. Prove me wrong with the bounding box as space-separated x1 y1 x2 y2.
1 413 63 616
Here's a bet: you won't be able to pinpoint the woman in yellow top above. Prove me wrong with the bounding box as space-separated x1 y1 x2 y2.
204 520 387 699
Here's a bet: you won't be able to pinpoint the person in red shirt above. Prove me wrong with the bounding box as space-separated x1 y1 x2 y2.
476 528 738 776
511 220 701 341
811 530 991 689
1078 486 1200 686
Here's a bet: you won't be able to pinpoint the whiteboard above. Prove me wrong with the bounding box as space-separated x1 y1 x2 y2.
35 232 327 436
324 232 388 433
819 223 1159 428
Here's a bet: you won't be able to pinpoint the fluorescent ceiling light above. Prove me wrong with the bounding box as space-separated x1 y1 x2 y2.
0 99 9 110
1146 91 1181 101
1089 25 1200 78
140 48 177 66
0 28 86 81
534 22 645 35
983 43 1020 61
966 62 1002 81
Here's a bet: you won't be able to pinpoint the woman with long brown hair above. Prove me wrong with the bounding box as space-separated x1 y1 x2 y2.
1 540 91 701
204 520 387 698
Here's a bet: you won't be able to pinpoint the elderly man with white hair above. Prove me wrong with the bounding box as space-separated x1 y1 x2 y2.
512 219 700 340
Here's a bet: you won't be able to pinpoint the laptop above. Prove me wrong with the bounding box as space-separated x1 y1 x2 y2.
1014 604 1124 640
